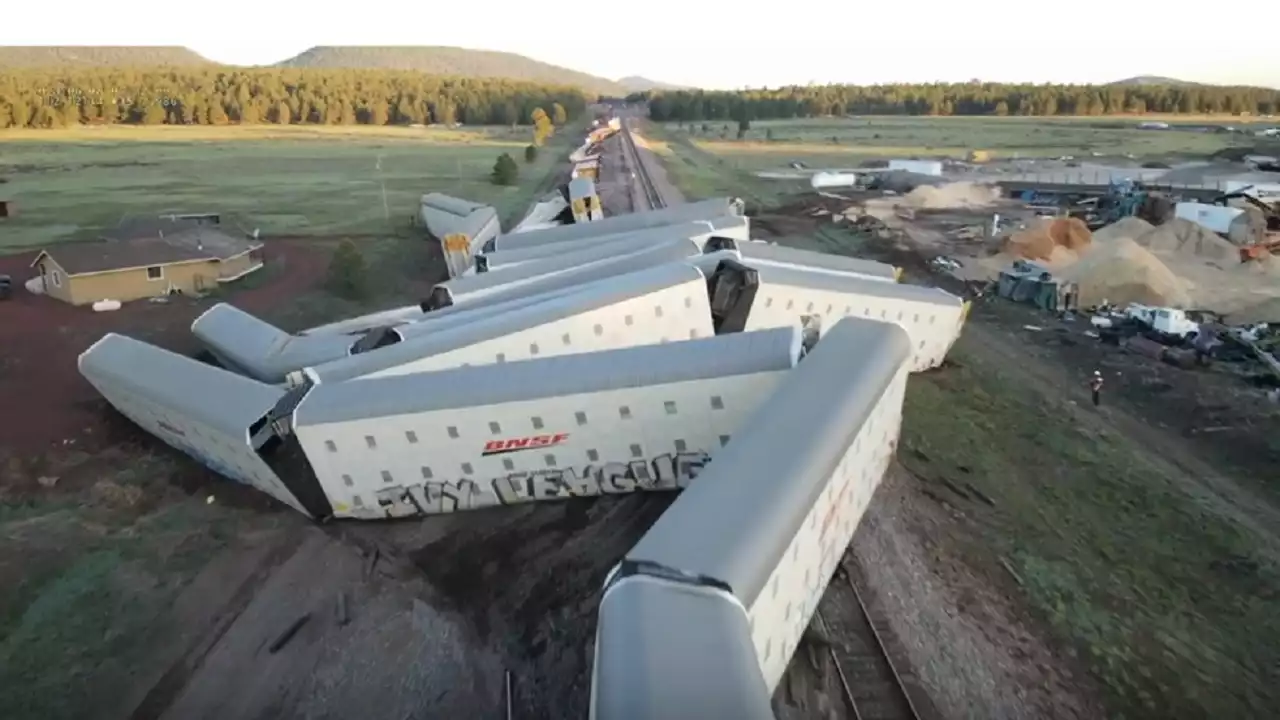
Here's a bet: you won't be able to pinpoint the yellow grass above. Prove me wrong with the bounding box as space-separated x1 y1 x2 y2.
630 132 672 156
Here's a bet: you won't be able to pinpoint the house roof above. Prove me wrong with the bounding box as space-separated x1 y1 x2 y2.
33 223 262 277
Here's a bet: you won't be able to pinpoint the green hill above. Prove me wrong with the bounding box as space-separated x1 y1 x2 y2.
277 46 626 97
0 46 212 67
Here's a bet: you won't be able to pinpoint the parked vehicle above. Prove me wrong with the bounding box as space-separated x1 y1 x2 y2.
0 274 12 301
1125 304 1200 342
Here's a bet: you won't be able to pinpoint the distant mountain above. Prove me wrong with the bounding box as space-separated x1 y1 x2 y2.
0 46 211 67
0 45 689 96
616 76 690 94
277 46 627 97
1110 75 1204 87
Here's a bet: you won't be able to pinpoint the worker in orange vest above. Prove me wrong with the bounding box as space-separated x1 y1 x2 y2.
1088 371 1104 407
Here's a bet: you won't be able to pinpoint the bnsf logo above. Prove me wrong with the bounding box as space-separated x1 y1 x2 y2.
481 433 570 456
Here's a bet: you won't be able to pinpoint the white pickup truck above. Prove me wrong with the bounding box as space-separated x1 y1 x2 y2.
1124 304 1201 341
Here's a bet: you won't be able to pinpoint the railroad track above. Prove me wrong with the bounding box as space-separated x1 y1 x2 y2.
816 558 928 720
620 118 665 211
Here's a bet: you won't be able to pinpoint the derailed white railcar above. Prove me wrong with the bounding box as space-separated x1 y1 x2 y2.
288 327 804 519
736 240 900 283
483 197 744 254
423 238 701 311
299 262 717 385
191 304 365 384
476 216 749 275
419 193 502 279
298 304 427 338
76 333 325 517
196 272 661 383
591 318 913 716
709 259 968 371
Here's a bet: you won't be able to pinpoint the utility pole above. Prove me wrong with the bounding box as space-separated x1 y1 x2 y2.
376 153 390 221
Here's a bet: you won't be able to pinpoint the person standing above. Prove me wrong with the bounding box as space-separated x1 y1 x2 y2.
1089 371 1104 407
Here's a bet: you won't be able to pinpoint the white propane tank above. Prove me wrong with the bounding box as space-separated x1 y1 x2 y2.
92 299 122 312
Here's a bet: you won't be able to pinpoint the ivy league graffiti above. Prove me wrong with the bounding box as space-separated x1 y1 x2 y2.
376 450 712 517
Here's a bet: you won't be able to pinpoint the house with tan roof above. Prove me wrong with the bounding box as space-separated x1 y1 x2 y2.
31 216 264 306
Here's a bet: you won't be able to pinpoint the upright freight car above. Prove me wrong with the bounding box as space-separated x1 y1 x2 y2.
591 317 913 717
287 327 804 519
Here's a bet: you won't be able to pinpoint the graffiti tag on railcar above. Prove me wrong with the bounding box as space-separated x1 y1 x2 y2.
374 450 711 517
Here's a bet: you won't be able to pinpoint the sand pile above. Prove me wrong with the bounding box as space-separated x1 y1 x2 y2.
1136 218 1238 264
1056 237 1192 307
1238 253 1280 279
903 181 1000 210
1226 296 1280 325
1003 217 1092 262
1091 217 1153 244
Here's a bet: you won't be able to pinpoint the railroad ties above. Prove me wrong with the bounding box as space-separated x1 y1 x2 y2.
620 120 665 211
816 558 933 720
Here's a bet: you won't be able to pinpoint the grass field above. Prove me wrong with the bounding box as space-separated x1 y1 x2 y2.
0 459 280 720
659 116 1275 172
901 329 1280 719
639 122 806 208
0 123 575 252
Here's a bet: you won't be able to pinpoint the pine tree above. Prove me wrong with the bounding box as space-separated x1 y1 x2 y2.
326 240 369 300
491 153 519 186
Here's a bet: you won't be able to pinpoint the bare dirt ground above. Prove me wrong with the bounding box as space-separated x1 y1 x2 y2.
0 239 331 480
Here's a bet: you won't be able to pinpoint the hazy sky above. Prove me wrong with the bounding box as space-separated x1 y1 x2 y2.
6 1 1279 89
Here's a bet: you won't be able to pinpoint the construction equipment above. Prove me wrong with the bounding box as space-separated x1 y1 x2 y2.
1214 189 1280 225
1239 235 1280 263
1081 179 1175 229
1213 186 1280 262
